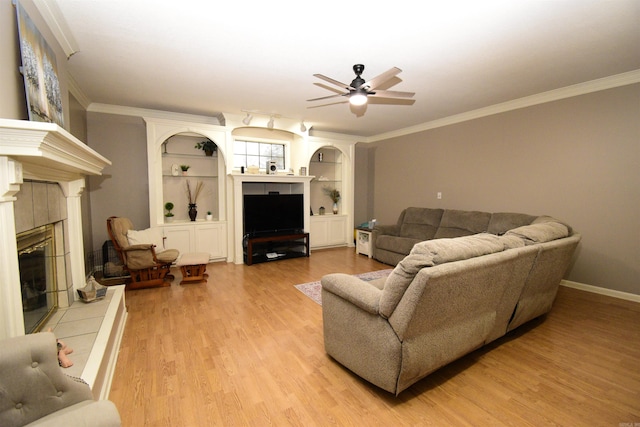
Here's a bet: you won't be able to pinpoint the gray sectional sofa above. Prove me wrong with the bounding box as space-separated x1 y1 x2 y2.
372 207 542 265
322 208 580 395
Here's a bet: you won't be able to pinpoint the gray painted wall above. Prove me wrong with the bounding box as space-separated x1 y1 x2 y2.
366 84 639 295
86 113 149 249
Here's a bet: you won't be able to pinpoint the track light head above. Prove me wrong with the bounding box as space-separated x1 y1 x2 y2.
242 113 252 125
267 116 275 129
300 121 307 132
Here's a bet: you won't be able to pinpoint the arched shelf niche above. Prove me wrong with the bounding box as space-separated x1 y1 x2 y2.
308 145 349 216
160 132 226 222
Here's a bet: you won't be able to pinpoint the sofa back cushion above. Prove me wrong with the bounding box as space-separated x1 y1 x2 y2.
487 212 537 235
505 221 569 245
379 233 506 318
399 207 444 240
433 209 491 239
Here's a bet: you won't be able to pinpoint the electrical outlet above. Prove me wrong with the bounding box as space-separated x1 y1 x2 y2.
437 192 442 199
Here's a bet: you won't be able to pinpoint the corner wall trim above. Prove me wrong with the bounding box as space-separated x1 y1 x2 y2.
560 280 640 303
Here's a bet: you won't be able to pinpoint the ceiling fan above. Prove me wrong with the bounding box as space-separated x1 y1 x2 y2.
307 64 415 108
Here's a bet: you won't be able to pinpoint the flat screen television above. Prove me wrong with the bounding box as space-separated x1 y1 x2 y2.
243 194 304 237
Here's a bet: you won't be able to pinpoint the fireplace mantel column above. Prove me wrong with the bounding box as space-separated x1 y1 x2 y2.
59 179 87 303
0 157 25 339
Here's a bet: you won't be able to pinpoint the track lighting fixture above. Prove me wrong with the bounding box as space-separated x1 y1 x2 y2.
240 110 307 132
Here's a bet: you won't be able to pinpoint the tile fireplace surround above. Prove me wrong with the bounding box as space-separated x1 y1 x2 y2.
0 118 125 398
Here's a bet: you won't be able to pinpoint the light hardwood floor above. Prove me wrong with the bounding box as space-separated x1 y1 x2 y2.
109 247 640 426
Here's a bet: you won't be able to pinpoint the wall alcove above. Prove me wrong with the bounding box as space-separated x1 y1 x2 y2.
307 145 350 249
145 117 229 261
161 133 222 222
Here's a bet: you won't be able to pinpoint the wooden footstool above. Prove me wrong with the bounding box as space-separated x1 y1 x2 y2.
176 252 209 284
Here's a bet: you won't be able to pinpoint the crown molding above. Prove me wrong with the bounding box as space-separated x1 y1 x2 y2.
87 103 225 125
66 73 91 109
368 70 640 143
32 0 79 58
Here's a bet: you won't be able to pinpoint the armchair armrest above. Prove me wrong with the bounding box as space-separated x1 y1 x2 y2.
321 273 382 314
123 243 155 251
122 244 158 269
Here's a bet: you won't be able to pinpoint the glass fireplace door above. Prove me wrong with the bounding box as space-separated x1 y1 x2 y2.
17 224 57 334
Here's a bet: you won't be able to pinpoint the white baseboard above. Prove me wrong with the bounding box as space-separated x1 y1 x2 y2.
560 280 640 303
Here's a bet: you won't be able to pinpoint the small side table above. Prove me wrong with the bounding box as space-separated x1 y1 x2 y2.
355 227 373 258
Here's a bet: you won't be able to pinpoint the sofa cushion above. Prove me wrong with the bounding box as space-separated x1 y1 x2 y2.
376 235 423 255
127 227 165 252
433 210 491 239
487 212 537 235
379 233 506 318
506 221 569 245
399 208 443 240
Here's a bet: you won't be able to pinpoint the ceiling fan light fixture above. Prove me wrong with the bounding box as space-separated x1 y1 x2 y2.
242 113 252 125
349 90 368 106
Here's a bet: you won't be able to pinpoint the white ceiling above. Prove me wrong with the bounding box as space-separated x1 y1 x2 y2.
53 0 640 137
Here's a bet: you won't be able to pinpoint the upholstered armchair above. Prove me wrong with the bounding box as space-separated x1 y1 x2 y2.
107 216 179 289
0 332 121 427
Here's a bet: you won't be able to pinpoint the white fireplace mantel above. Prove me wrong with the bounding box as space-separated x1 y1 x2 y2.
0 119 111 340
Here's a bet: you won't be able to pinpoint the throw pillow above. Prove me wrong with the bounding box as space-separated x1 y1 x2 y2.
127 228 165 252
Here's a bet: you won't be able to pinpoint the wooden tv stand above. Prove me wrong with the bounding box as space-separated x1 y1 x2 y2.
244 232 310 265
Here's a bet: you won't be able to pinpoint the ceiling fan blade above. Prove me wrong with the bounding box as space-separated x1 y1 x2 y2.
361 67 402 90
313 82 346 95
313 74 353 91
369 89 415 99
307 93 346 102
368 97 416 106
307 100 349 109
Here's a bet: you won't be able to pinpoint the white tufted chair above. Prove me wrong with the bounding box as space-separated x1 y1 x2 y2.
0 332 121 427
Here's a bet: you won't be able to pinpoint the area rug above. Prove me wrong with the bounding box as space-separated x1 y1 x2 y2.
295 269 393 305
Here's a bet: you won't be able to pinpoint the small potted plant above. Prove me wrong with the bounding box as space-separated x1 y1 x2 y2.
195 139 217 156
206 211 213 221
180 165 190 175
164 202 174 222
323 186 341 214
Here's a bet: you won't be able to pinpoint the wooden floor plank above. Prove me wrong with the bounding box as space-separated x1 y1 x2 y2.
108 247 640 426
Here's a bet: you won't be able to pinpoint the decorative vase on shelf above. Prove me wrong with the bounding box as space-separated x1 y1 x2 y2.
332 202 338 214
188 203 197 221
319 206 325 215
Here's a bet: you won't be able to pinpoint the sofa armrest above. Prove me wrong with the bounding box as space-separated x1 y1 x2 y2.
321 273 382 314
371 225 400 258
373 224 399 237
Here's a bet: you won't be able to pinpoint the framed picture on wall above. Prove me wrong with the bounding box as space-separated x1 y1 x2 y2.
16 1 65 127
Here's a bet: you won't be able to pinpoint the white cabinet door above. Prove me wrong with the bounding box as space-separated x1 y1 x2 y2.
310 217 329 247
310 215 347 249
163 226 193 254
195 223 227 259
327 216 346 245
